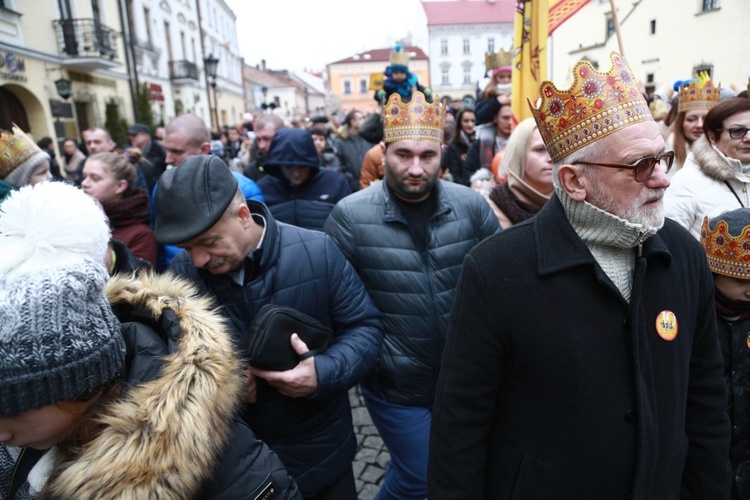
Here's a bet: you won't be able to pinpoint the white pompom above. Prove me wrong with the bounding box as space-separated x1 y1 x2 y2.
0 182 111 277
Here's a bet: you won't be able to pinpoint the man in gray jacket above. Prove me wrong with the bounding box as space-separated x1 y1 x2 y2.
324 90 499 500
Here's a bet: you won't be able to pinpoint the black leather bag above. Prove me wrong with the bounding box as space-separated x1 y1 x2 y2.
243 304 334 371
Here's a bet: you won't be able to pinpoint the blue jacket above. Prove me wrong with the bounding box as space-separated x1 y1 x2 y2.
170 202 383 497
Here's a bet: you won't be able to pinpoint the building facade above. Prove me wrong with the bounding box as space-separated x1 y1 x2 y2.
421 0 514 103
548 0 750 97
327 46 430 114
0 0 134 144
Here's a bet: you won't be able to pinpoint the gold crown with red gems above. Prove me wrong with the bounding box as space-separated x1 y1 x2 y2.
677 72 720 113
701 216 750 279
528 52 652 164
0 124 43 180
485 48 512 72
383 91 443 144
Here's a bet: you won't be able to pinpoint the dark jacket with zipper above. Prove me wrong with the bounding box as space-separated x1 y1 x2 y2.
324 180 499 406
428 195 731 499
170 202 383 498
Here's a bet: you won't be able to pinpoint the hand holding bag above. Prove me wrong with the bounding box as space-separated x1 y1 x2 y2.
243 304 334 371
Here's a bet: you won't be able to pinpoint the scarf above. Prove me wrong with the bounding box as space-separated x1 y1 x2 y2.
103 188 151 229
489 182 541 225
715 287 750 320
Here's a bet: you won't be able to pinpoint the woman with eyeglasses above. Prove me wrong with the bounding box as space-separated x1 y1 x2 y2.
665 97 750 238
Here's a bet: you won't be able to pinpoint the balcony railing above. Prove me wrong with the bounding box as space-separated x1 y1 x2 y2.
169 60 199 81
53 18 118 60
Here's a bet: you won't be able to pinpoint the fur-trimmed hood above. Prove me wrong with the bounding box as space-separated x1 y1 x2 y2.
691 135 748 182
48 272 243 498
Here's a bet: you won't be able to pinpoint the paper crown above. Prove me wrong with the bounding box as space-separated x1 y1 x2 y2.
383 91 443 143
0 124 43 180
701 215 750 279
485 48 512 73
678 72 720 113
390 45 410 70
528 52 651 164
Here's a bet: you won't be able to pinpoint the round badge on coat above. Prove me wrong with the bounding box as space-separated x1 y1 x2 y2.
655 310 678 341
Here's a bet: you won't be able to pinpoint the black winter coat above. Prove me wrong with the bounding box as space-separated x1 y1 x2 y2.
428 196 731 499
718 312 750 500
324 180 499 406
170 202 383 498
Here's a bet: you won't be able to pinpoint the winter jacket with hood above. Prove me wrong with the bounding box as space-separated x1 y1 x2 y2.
169 202 383 498
324 180 499 406
664 135 750 238
258 129 351 232
1 273 301 499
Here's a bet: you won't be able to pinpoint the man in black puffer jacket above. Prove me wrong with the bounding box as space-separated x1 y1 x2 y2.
155 155 383 500
324 90 499 499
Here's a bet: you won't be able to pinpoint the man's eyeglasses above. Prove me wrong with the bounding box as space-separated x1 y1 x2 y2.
572 151 674 183
717 126 750 140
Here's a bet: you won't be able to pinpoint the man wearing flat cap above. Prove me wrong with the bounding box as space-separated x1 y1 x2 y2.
155 155 383 500
428 53 730 498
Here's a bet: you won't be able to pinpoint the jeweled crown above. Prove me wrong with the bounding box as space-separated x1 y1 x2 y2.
528 52 652 164
701 216 750 279
485 48 512 72
0 124 42 180
677 72 720 113
390 45 410 69
383 91 443 144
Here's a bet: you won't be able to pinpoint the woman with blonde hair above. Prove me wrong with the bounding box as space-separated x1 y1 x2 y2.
487 118 554 228
82 151 157 265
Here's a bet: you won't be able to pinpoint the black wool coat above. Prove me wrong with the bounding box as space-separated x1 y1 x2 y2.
428 195 731 499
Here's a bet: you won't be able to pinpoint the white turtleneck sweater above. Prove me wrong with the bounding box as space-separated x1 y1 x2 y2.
556 186 662 302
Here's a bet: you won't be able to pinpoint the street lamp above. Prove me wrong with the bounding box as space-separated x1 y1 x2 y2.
204 53 219 129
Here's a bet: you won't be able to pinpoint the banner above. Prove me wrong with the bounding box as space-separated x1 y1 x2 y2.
511 0 549 122
549 0 591 36
369 73 384 91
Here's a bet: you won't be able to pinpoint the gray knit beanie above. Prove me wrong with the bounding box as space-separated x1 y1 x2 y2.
0 182 126 417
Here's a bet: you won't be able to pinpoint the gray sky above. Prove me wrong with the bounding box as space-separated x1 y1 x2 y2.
224 0 431 71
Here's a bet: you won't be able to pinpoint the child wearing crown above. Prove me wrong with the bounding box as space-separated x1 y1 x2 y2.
0 125 53 202
374 45 432 104
701 208 750 499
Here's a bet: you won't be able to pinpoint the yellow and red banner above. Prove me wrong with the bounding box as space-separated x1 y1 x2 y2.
511 0 591 122
511 0 549 122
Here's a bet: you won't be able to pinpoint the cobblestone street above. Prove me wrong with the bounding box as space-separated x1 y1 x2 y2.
350 387 388 499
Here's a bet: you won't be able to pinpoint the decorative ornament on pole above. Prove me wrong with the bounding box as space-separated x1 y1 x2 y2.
55 78 72 100
204 53 220 129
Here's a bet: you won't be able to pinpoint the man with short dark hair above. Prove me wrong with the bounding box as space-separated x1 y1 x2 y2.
243 114 285 181
428 52 730 499
154 155 383 500
126 123 166 191
325 91 498 499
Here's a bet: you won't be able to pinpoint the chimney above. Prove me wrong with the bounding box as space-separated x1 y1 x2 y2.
261 59 266 71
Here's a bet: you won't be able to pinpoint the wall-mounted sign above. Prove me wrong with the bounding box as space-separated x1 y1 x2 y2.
146 82 164 101
0 52 27 82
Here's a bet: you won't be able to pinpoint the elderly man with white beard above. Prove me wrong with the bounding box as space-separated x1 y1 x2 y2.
428 52 731 499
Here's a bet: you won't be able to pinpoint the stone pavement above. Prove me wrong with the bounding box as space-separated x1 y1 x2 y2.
350 386 388 499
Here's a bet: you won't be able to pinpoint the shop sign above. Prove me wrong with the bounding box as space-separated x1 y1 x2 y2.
0 52 27 82
147 82 165 101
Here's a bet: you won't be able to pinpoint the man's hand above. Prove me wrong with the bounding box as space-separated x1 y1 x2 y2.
251 334 318 398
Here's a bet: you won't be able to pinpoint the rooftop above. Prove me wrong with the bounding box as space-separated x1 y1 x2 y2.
420 0 515 26
329 46 428 65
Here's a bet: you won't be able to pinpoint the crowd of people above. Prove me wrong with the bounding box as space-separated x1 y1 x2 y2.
1 49 750 500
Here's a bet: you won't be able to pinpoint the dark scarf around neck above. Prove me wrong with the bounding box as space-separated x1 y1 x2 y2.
489 181 541 225
715 286 750 319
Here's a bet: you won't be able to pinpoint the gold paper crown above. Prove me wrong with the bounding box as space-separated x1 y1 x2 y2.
701 216 750 279
528 52 651 164
0 124 43 180
390 46 410 69
383 91 443 144
485 48 512 72
678 72 720 113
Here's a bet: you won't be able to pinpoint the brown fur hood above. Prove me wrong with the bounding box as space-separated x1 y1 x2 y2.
48 272 243 499
691 135 744 182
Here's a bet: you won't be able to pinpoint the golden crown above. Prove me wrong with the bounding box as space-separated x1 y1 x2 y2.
383 91 443 143
678 72 720 113
701 216 750 279
0 124 42 180
485 48 512 72
528 52 651 164
390 46 410 69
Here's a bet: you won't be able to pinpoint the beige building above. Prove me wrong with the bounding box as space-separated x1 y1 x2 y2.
0 0 134 144
327 46 431 114
548 0 750 97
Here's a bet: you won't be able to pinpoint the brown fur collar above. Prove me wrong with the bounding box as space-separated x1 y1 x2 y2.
48 272 243 498
691 135 740 182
